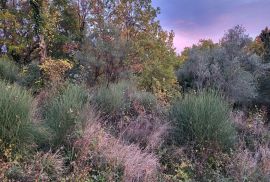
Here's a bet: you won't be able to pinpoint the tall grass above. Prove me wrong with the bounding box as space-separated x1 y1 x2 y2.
0 80 33 152
0 56 19 83
92 81 157 116
44 83 88 146
91 81 132 115
170 91 236 150
131 91 157 112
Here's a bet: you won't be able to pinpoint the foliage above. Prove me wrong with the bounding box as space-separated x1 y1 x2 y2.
92 81 158 117
91 81 132 116
131 91 157 112
258 27 270 63
0 80 33 158
20 63 44 93
255 28 270 112
39 58 73 83
178 26 259 104
0 4 35 63
44 83 88 146
0 56 19 82
137 31 180 101
77 25 129 85
3 1 270 181
170 91 236 150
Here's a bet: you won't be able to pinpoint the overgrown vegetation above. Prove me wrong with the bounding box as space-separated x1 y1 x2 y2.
170 91 236 150
1 0 270 181
0 56 19 83
0 81 33 159
44 83 88 146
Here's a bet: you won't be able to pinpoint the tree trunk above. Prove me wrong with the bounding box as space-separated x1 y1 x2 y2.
39 34 47 63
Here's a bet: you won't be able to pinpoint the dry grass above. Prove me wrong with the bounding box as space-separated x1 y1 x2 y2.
232 110 268 137
229 110 270 181
74 107 160 182
120 113 170 151
228 144 270 181
24 150 65 181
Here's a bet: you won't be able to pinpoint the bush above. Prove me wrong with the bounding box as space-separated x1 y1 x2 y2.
0 56 19 83
177 26 259 104
92 81 158 116
0 81 33 156
44 83 88 146
131 91 157 112
91 81 132 116
39 58 73 83
170 91 236 150
20 63 43 93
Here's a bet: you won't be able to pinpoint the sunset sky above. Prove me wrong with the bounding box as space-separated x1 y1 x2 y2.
152 0 270 53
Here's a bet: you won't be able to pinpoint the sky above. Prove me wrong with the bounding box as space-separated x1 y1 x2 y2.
152 0 270 53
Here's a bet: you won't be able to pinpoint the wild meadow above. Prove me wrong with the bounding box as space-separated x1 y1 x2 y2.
1 1 270 181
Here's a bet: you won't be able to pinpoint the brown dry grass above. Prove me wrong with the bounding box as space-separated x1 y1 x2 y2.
120 113 170 151
229 110 270 181
74 107 160 182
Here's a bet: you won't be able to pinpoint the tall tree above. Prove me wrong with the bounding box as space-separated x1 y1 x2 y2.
30 0 48 63
259 27 270 63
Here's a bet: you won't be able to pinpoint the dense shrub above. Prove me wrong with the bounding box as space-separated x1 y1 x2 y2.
131 91 157 112
91 81 132 116
177 26 259 104
44 83 88 146
0 56 19 83
92 81 158 116
20 63 44 93
40 58 73 83
170 91 236 150
76 25 129 85
0 81 33 155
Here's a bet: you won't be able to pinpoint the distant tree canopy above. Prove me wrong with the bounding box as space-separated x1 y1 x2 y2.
177 26 260 104
258 27 270 63
0 0 179 99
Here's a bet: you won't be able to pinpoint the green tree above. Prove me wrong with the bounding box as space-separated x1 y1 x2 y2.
138 30 180 100
178 26 259 104
0 1 36 63
76 24 129 85
258 27 270 63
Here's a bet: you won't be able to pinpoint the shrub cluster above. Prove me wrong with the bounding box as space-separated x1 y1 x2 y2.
170 91 236 150
44 83 88 146
0 56 19 83
92 81 157 116
0 81 33 156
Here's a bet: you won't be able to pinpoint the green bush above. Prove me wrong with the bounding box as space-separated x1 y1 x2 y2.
170 91 236 150
20 63 43 93
91 81 132 115
131 91 157 112
0 80 33 153
44 83 88 146
0 56 19 83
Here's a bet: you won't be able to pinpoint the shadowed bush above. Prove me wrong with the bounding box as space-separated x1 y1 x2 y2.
0 56 19 83
92 81 157 117
44 83 88 146
131 91 157 112
20 63 43 93
170 91 236 150
0 80 33 155
92 82 130 115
